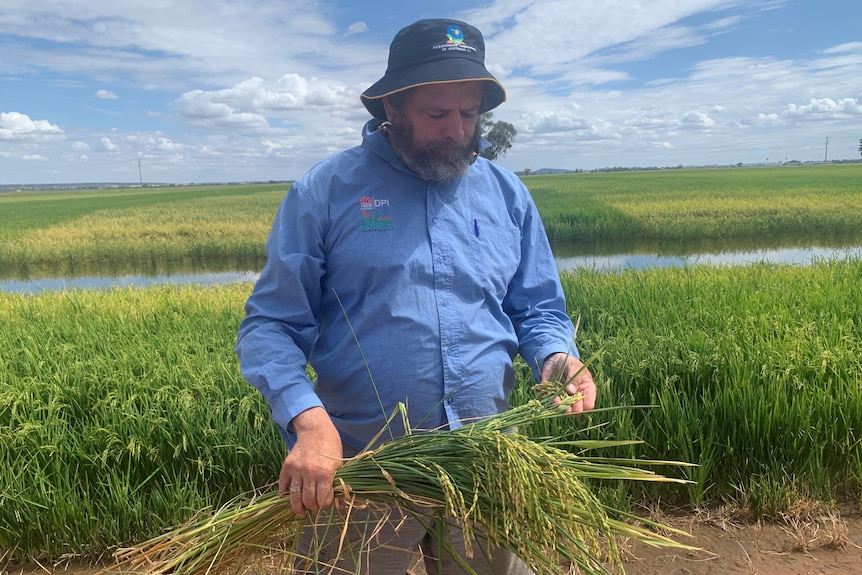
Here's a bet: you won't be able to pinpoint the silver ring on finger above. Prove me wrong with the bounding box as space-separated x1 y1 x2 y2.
289 484 302 494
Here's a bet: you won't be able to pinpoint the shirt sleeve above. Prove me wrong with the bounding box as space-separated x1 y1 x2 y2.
503 182 579 381
235 180 326 446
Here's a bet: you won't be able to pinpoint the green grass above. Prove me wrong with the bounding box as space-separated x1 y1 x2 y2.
3 259 861 562
529 164 862 241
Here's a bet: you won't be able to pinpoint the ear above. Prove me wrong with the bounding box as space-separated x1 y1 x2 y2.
382 97 397 122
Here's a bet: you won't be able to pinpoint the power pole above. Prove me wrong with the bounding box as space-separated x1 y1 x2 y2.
138 159 143 187
824 137 829 162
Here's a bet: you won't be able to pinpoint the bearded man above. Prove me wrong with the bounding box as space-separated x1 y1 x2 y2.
236 18 596 575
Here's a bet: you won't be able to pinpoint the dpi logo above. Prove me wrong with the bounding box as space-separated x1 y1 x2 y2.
359 196 393 231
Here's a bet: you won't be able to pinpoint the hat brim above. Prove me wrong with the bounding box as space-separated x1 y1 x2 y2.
361 58 506 120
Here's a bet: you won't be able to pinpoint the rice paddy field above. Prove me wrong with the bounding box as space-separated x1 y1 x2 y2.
529 163 862 242
2 164 861 276
0 184 285 278
1 164 862 565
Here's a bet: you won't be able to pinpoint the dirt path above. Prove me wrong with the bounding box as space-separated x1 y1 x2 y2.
620 511 862 575
4 512 860 575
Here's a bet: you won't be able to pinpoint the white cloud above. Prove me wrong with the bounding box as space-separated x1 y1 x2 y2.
784 97 862 119
99 136 118 152
95 89 118 99
0 112 64 141
703 15 745 32
681 111 717 128
467 0 740 74
822 42 862 54
521 109 590 134
0 0 375 92
755 113 783 126
345 22 368 36
174 74 357 135
175 93 271 134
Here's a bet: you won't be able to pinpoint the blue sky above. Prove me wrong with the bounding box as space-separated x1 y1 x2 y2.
1 0 860 185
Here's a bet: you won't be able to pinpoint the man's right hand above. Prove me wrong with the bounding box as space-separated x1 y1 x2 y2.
278 407 343 517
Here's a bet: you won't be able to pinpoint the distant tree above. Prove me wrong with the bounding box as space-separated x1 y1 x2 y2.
478 113 517 161
859 137 862 156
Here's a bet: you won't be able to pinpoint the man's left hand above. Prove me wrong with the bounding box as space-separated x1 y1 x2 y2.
540 353 597 414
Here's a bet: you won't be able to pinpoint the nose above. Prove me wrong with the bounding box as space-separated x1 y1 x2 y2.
440 115 468 142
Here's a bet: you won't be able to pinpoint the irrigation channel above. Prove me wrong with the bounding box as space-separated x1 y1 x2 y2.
2 235 861 293
553 234 862 271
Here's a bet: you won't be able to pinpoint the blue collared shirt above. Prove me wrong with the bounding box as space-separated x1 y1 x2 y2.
236 120 578 450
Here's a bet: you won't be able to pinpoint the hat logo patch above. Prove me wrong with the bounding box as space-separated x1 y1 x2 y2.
446 25 465 46
433 24 477 54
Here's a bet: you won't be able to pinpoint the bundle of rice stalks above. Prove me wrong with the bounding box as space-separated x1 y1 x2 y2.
102 391 695 575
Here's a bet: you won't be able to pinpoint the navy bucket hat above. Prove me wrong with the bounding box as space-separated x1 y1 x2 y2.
361 19 507 120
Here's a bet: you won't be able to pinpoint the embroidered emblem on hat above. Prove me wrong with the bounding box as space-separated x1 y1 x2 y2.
434 23 476 54
446 24 465 46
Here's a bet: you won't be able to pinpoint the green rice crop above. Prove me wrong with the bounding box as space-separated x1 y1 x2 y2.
0 284 285 561
2 164 860 569
529 164 862 241
3 165 862 275
522 256 862 514
0 185 286 275
3 258 861 563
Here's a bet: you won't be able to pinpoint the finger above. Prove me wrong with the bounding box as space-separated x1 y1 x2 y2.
317 481 334 510
288 483 306 517
301 482 318 513
573 376 597 411
582 386 597 411
277 455 292 497
576 391 597 413
278 473 297 497
560 382 591 414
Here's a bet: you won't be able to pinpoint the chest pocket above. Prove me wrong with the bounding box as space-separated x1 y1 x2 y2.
468 220 521 299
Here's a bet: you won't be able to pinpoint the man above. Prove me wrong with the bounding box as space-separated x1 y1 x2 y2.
236 18 596 574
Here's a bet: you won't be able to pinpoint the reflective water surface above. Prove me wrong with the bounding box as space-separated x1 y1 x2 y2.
553 234 862 272
0 270 261 294
2 234 861 293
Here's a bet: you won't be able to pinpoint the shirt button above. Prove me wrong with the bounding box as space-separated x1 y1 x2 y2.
441 300 449 307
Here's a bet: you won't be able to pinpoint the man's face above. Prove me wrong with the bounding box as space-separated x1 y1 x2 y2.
383 81 483 183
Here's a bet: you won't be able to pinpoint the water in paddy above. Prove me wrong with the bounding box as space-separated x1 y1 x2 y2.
2 232 861 293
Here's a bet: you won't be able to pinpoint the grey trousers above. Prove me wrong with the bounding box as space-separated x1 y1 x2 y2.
294 503 533 575
294 445 533 575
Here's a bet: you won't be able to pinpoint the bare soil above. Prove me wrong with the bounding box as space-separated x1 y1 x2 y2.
4 511 861 575
617 509 862 575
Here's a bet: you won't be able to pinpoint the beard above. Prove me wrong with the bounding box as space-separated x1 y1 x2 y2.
387 121 480 183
